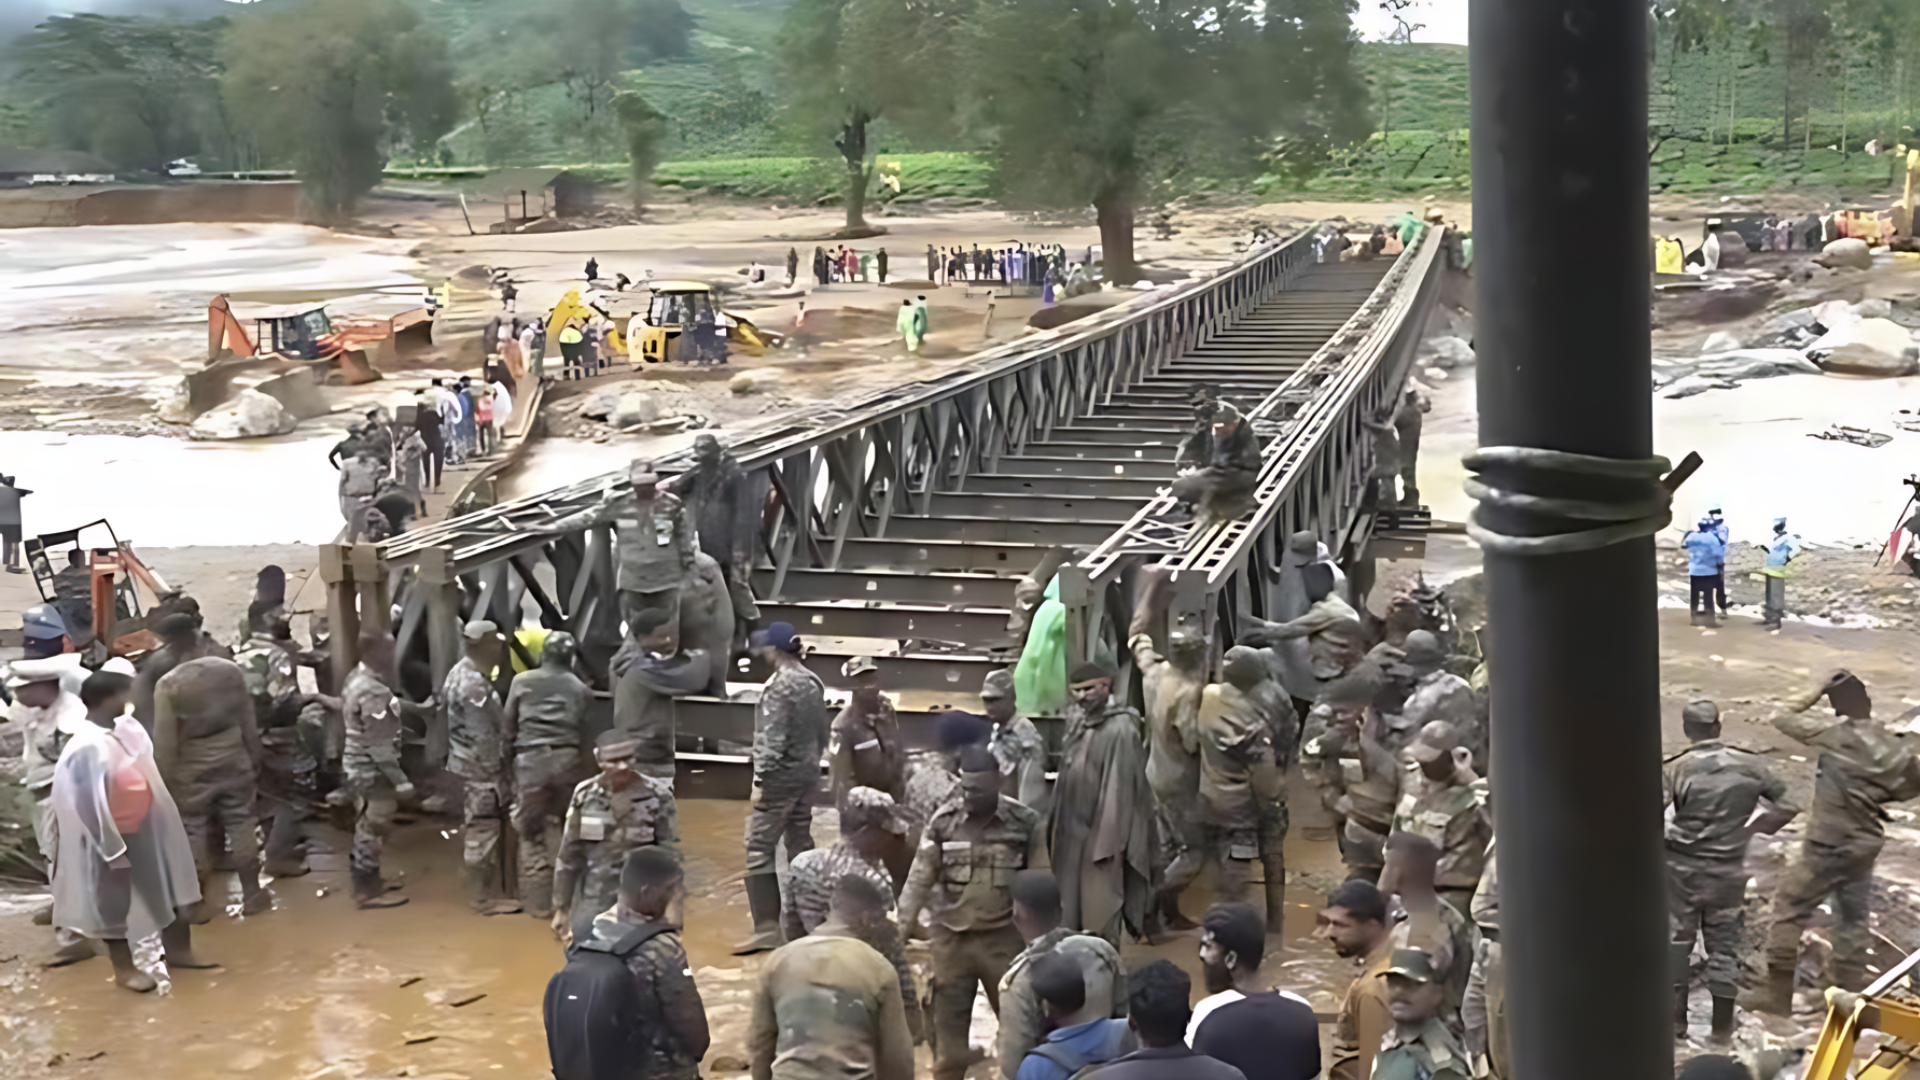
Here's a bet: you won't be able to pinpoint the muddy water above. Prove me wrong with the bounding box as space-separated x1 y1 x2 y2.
1 782 1361 1079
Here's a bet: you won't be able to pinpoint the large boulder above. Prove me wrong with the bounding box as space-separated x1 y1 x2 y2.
1810 316 1915 357
1815 343 1920 378
608 391 663 429
188 388 295 439
1422 335 1475 369
1700 330 1743 354
577 391 620 420
1816 237 1873 271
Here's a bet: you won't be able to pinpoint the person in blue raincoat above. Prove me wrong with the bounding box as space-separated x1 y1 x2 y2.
1682 517 1727 627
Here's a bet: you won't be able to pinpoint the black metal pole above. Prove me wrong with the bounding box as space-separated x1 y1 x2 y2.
1471 0 1669 1078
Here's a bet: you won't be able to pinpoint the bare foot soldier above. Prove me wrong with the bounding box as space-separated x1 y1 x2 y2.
551 730 680 942
1195 645 1296 925
341 634 434 909
983 668 1048 813
506 631 591 918
1665 699 1795 1042
1759 672 1920 1013
898 744 1045 1080
736 621 829 953
1050 663 1156 947
1126 567 1207 931
152 656 273 918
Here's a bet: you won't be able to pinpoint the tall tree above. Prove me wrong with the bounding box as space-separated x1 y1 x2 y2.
223 0 457 221
775 0 959 233
960 0 1369 281
6 14 226 174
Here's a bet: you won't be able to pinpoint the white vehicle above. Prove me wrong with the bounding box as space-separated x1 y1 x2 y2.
166 159 201 177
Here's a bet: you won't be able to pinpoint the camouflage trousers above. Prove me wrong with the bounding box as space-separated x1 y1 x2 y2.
346 769 398 892
1769 838 1878 992
1669 857 1746 997
512 746 585 916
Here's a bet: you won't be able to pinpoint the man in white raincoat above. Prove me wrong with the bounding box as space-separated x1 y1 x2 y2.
51 661 210 992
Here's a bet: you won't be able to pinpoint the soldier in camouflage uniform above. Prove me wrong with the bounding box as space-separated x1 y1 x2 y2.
550 729 680 941
1390 721 1491 916
898 744 1045 1080
341 634 434 908
1396 632 1482 772
1194 646 1296 926
1127 566 1208 931
785 787 924 1042
233 605 328 877
152 656 272 918
828 657 911 886
563 460 696 644
1372 949 1471 1080
736 621 830 953
504 631 590 918
982 669 1047 813
1303 702 1402 882
1665 699 1794 1041
1760 673 1920 1014
444 620 518 914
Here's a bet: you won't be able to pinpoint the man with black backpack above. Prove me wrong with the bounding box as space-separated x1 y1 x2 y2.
1013 952 1133 1080
545 846 707 1080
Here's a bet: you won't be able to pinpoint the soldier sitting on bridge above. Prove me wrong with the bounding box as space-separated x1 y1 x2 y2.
1169 401 1264 532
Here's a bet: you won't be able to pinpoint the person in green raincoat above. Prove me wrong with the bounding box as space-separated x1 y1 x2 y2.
1014 577 1067 717
897 300 923 354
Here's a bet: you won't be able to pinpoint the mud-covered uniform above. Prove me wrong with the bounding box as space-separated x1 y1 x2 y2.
1391 774 1492 915
444 655 510 898
898 793 1044 1080
506 664 590 914
1664 738 1786 998
989 712 1048 813
341 663 410 896
1768 710 1920 991
552 772 679 934
152 657 263 882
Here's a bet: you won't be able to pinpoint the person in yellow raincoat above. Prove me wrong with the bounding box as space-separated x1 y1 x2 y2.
896 299 923 354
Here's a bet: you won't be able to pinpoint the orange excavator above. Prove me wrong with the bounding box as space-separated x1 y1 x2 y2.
23 520 171 661
188 295 435 418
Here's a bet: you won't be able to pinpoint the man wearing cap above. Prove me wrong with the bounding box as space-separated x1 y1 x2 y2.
1263 534 1350 703
1193 646 1295 925
1371 949 1471 1080
8 656 86 930
551 728 679 941
1759 672 1920 1013
829 656 910 883
1665 698 1794 1041
1127 565 1209 931
444 620 518 914
132 612 224 730
504 631 591 918
339 447 384 542
341 633 435 909
1389 721 1491 916
1395 630 1480 768
1050 663 1155 947
899 744 1045 1080
152 654 273 919
786 787 924 1041
670 433 765 644
15 605 85 696
611 608 711 784
1759 517 1801 630
565 459 696 645
983 669 1048 813
737 620 830 953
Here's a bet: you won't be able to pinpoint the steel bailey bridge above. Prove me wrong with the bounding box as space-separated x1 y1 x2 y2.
320 222 1452 775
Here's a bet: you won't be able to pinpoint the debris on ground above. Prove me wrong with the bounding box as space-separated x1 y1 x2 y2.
188 389 296 440
1808 424 1892 448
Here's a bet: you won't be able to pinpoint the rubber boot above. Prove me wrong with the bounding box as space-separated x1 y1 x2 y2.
1673 985 1690 1039
238 860 275 916
354 869 409 909
465 861 522 916
162 919 217 970
1708 995 1736 1046
106 939 156 993
733 874 785 954
1752 963 1794 1016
